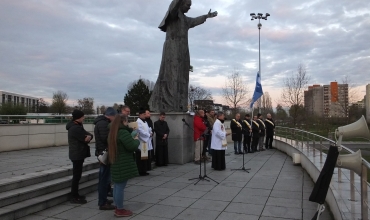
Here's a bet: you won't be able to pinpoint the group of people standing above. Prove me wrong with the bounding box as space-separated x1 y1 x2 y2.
66 106 170 218
231 113 275 154
193 110 275 171
193 110 231 171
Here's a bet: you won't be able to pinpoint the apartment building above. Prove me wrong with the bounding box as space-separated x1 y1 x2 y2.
0 90 39 112
304 82 348 118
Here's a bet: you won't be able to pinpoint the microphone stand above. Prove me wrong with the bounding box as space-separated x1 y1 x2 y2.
182 119 218 185
231 125 251 173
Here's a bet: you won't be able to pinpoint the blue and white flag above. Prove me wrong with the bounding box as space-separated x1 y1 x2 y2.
250 71 263 109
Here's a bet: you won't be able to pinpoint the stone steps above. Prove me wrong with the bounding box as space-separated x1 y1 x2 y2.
0 162 99 220
0 162 99 193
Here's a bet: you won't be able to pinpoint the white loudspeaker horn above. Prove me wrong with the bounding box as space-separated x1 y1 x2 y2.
335 115 370 148
336 150 363 175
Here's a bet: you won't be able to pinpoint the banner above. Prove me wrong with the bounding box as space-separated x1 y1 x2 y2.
250 71 263 108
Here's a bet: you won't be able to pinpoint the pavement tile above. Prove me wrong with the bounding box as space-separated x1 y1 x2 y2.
189 199 230 211
130 214 171 220
266 197 302 209
233 194 268 205
145 187 180 196
159 181 191 190
224 202 264 216
124 202 154 214
17 215 47 220
216 212 259 220
262 205 302 220
158 196 197 208
270 190 302 200
35 204 75 217
128 193 168 204
172 189 208 199
202 190 239 202
140 204 185 219
173 208 221 220
53 207 102 219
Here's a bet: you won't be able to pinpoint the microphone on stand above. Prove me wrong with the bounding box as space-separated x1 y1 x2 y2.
182 118 190 126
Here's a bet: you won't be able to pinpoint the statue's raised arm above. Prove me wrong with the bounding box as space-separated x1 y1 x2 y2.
207 9 218 18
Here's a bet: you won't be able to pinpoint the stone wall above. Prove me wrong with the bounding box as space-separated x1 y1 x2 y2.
0 124 95 152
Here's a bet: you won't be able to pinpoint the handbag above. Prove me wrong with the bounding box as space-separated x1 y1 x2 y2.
97 150 109 165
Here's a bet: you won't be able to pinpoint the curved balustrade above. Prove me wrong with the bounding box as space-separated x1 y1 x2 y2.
275 126 369 220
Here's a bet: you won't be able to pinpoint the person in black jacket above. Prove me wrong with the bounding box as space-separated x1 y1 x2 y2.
66 109 93 204
242 114 252 153
257 113 266 151
93 107 116 210
230 113 243 154
251 115 260 153
264 113 275 149
154 112 170 166
145 110 154 170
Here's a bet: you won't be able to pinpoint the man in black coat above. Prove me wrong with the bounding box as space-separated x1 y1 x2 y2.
230 113 243 154
93 107 116 210
251 115 260 153
66 109 93 204
242 114 252 153
264 113 275 150
145 110 154 170
257 113 266 151
154 112 170 166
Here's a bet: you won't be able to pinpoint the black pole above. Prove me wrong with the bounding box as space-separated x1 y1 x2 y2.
183 119 218 185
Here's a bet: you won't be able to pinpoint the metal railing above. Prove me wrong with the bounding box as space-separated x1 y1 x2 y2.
0 115 139 124
276 126 370 220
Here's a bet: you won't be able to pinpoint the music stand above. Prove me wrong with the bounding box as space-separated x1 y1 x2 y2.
182 119 219 185
231 132 251 173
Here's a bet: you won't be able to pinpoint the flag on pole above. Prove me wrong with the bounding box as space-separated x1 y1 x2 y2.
250 71 263 109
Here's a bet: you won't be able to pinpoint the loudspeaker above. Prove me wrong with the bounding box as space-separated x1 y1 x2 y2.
336 115 370 142
336 150 363 175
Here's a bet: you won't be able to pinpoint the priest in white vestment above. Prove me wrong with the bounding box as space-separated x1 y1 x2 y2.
135 110 153 176
211 112 230 170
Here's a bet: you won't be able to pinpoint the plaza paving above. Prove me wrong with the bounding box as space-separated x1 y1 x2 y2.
1 145 334 220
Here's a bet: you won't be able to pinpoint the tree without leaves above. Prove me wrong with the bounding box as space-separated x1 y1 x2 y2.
99 105 107 115
188 85 213 110
112 103 119 112
281 64 310 126
257 92 273 116
124 79 152 115
38 98 49 113
77 97 95 115
50 91 68 115
222 70 249 114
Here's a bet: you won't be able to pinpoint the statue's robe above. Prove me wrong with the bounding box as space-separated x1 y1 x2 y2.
149 0 207 112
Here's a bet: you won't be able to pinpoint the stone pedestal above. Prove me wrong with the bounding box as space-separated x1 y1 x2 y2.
151 112 194 165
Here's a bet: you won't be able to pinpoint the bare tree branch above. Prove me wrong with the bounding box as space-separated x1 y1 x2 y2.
222 70 250 113
281 64 310 126
188 85 213 110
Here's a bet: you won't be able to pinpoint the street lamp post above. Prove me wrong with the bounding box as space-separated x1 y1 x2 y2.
250 12 270 113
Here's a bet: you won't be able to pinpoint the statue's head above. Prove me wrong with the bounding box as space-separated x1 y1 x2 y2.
181 0 192 13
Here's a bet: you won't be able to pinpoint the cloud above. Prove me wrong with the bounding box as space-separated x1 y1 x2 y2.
0 0 369 109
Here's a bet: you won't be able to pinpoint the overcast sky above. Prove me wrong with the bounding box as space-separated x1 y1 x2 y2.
0 0 369 109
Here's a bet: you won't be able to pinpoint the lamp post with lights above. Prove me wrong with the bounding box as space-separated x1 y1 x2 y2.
250 12 270 113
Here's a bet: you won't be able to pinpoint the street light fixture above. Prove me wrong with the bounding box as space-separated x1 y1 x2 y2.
250 12 270 113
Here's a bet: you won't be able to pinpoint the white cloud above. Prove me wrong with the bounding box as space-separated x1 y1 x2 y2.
0 0 369 109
